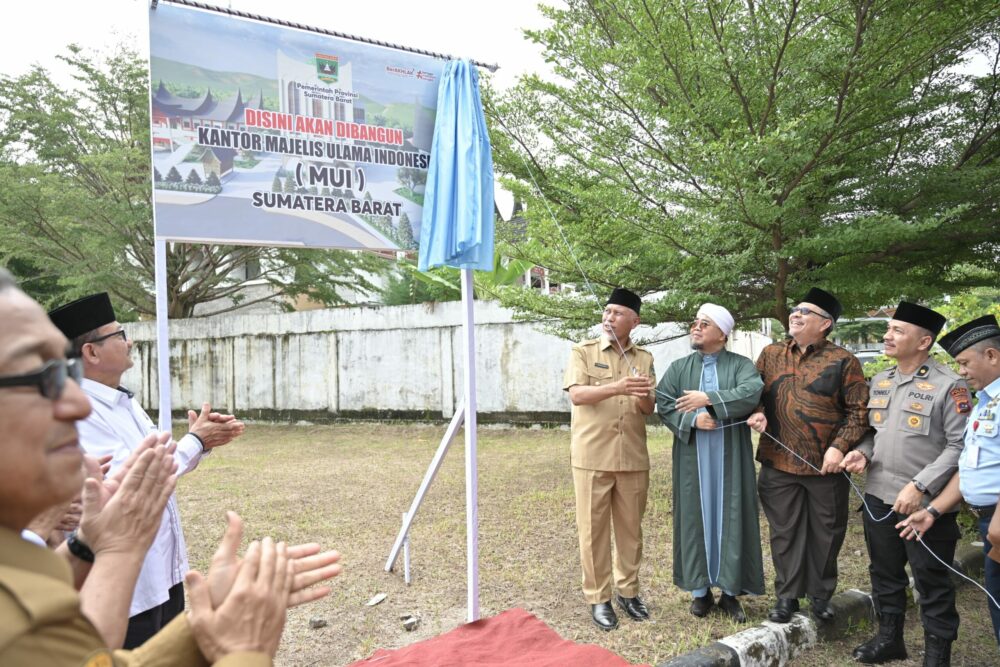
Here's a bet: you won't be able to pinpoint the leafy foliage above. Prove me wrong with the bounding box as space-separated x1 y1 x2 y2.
487 0 1000 335
0 44 384 317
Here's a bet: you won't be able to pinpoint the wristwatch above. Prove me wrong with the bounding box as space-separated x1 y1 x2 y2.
912 479 928 494
926 505 941 519
67 530 95 563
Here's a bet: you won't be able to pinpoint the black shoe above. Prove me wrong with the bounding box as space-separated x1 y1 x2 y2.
590 602 618 631
768 597 799 623
852 612 907 664
690 590 714 618
614 593 650 621
922 632 952 667
717 594 747 623
810 596 835 621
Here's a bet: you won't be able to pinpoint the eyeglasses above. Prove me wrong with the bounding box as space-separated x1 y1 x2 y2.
690 319 715 331
0 357 83 399
89 328 127 344
789 306 831 320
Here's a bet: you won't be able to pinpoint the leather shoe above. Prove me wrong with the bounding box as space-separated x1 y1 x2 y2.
614 593 649 621
718 593 747 623
690 590 715 617
768 597 799 623
809 596 834 621
590 602 618 631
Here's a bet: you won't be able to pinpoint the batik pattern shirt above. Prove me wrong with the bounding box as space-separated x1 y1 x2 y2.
755 338 870 475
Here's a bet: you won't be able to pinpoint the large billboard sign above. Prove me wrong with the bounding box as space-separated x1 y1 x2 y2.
149 3 444 250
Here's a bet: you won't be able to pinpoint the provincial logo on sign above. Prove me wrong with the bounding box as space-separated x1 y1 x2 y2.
316 53 339 83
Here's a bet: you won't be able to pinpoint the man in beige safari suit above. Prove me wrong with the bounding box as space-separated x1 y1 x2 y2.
563 287 655 631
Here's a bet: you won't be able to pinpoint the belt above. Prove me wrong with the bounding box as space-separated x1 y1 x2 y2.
968 503 996 519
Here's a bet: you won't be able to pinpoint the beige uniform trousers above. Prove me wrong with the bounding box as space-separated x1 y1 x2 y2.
572 467 649 604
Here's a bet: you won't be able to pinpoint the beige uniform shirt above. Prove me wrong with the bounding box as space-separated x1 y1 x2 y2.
0 526 270 667
563 336 654 471
856 359 971 504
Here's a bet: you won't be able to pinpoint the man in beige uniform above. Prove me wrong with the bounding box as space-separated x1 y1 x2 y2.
563 288 655 631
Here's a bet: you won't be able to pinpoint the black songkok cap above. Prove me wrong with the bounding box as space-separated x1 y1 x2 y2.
938 315 1000 358
49 292 117 340
893 301 946 337
802 287 842 322
606 287 641 315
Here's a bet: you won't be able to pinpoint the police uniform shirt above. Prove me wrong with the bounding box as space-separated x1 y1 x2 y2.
856 359 970 503
959 375 1000 506
562 336 654 471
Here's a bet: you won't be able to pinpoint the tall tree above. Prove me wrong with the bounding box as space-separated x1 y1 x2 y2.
487 0 1000 335
0 44 382 318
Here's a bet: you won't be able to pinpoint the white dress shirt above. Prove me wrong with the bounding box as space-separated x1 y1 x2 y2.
76 378 207 616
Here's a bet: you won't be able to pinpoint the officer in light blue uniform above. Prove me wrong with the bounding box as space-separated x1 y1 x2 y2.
899 314 1000 651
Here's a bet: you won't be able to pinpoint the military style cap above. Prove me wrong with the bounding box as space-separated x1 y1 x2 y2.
606 287 641 315
893 301 946 337
802 287 842 322
939 315 1000 358
49 292 117 339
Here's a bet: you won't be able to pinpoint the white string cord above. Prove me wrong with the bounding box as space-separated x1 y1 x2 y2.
512 141 999 614
758 428 998 611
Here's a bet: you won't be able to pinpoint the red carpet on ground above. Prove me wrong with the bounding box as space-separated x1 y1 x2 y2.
346 607 649 667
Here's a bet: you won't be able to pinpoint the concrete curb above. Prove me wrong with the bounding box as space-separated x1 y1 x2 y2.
656 544 985 667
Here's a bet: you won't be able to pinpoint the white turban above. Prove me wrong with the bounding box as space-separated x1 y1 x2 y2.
697 303 734 337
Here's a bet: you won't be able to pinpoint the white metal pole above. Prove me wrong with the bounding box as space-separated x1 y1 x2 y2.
460 268 479 622
384 400 465 572
154 239 172 432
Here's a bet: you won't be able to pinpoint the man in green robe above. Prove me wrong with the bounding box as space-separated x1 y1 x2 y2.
656 303 765 622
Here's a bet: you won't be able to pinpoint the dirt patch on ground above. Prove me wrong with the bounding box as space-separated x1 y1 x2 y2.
176 423 996 666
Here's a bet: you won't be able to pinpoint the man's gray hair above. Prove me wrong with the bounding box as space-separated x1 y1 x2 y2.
968 335 1000 356
815 305 836 337
0 267 19 292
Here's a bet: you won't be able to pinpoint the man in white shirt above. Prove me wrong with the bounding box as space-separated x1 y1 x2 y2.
49 292 246 648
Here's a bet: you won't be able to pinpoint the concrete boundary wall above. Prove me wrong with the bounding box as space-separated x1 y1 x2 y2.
122 301 771 423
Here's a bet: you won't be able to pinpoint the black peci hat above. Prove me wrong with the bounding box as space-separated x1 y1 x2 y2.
939 315 1000 358
802 287 842 322
606 287 641 315
893 301 946 337
48 292 117 340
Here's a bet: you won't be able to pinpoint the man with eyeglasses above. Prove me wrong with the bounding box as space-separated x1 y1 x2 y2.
656 304 764 622
49 292 247 648
748 287 869 624
0 268 343 665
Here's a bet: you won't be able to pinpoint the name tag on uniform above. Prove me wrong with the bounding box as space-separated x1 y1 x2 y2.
594 362 610 369
968 443 980 468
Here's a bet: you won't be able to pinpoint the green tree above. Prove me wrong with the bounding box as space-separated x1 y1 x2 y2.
487 1 1000 336
205 172 221 187
0 44 384 317
271 174 282 192
186 169 202 185
398 212 414 249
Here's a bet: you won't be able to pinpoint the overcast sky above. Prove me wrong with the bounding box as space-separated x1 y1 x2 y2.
0 0 553 90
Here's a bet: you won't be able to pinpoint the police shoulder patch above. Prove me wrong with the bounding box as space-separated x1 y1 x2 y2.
951 387 971 414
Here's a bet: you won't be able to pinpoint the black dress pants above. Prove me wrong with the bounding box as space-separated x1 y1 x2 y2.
862 494 960 640
122 582 185 649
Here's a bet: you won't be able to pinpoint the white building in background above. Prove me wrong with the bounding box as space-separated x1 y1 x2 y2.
276 50 358 124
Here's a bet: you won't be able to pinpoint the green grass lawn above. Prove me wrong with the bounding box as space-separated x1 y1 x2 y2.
175 423 997 666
